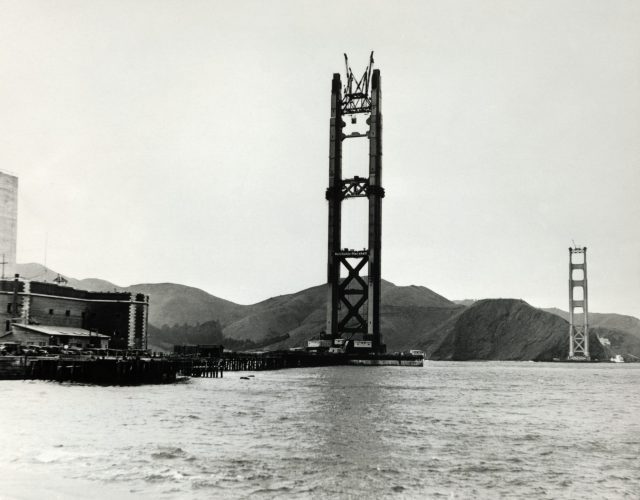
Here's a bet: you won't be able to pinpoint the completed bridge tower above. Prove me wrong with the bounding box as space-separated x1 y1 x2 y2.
568 246 590 360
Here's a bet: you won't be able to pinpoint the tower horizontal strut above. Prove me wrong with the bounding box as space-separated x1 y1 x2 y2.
325 177 386 201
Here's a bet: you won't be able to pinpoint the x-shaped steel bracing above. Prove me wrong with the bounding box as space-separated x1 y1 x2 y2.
337 255 369 334
341 177 369 199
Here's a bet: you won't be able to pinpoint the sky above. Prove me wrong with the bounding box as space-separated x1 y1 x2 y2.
0 0 638 317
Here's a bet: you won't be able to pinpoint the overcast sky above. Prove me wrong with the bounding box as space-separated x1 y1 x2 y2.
1 0 638 317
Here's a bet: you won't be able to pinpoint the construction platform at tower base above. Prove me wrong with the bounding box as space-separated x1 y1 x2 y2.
215 350 424 370
346 355 423 367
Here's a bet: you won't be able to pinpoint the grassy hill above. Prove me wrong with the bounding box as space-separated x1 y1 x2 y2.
544 308 640 360
124 283 245 328
421 299 606 361
545 308 640 339
11 263 117 291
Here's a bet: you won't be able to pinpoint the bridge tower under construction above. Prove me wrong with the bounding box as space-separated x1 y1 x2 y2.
320 53 385 354
568 246 590 360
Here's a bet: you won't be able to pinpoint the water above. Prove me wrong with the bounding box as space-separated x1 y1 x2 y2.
1 362 639 499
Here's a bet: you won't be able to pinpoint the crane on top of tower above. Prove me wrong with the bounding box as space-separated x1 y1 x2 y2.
341 51 375 114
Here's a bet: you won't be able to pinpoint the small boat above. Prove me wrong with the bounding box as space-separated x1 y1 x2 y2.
610 354 625 363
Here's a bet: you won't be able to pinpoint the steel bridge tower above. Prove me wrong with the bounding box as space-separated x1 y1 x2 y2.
319 52 385 354
568 246 590 360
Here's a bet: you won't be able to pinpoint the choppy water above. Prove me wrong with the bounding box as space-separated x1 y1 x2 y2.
1 362 639 499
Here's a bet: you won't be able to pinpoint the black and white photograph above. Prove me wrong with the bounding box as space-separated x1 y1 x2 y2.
0 1 638 498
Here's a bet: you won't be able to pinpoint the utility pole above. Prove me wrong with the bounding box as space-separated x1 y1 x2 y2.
1 253 6 280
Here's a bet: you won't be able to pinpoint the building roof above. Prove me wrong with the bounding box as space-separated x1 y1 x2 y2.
13 324 110 339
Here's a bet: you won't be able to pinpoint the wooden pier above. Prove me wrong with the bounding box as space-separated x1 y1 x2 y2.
25 356 178 384
0 350 422 385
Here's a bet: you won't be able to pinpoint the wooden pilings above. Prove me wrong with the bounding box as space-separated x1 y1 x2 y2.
171 353 290 374
26 357 177 385
174 358 224 378
220 354 287 371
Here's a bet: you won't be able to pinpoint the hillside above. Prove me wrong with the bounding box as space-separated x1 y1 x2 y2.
589 327 640 361
10 264 246 329
221 283 327 341
124 283 245 328
453 299 477 307
545 308 640 339
590 313 640 339
422 299 607 361
221 280 459 347
10 263 118 291
544 308 640 359
146 322 290 353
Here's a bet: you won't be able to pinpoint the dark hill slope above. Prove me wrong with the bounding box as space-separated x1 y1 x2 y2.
377 305 464 352
268 303 464 352
11 265 248 329
12 263 119 291
382 284 454 308
424 299 607 361
544 309 640 340
221 283 327 342
224 280 459 347
545 308 640 358
591 314 640 339
125 283 245 328
12 264 247 329
589 326 640 360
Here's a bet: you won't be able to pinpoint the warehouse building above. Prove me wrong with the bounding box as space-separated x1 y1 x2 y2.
8 324 110 349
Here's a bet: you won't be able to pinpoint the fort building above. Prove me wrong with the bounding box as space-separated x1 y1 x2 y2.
0 276 149 349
